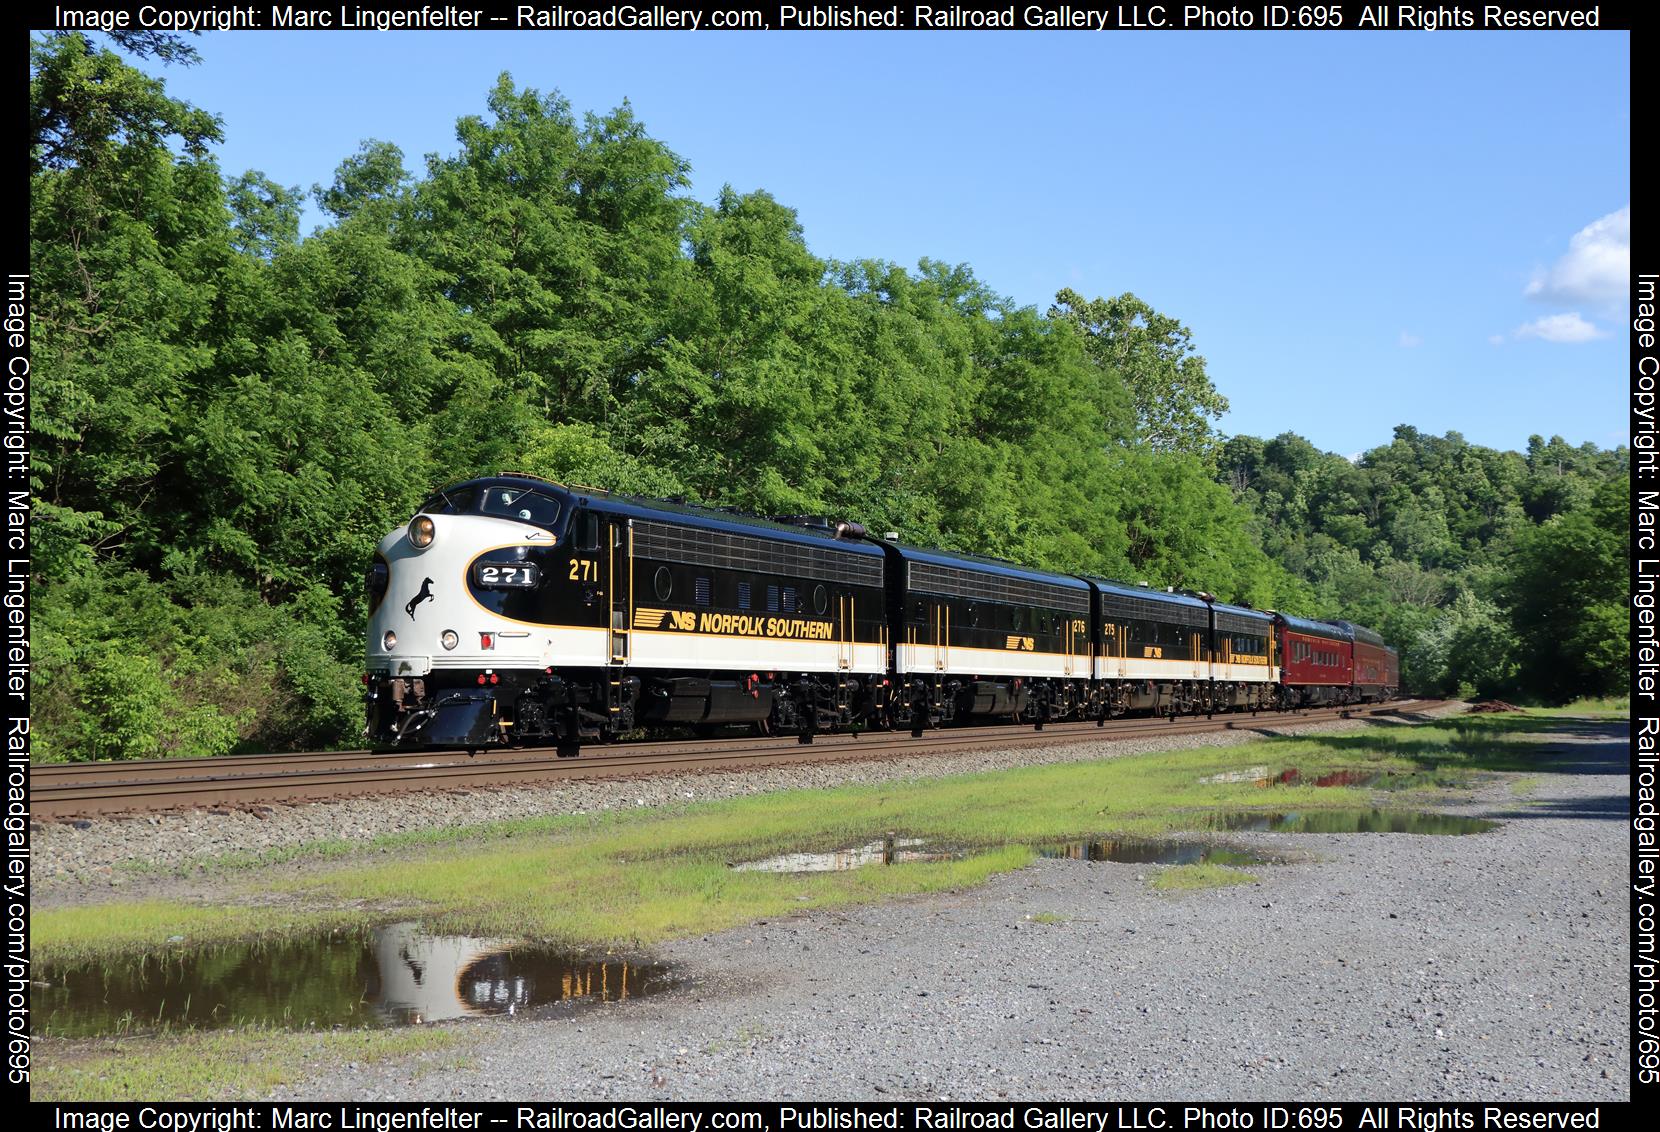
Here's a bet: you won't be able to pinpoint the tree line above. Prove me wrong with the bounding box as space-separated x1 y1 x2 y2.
28 33 1628 760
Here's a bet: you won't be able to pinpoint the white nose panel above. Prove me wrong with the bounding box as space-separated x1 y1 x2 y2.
366 515 605 674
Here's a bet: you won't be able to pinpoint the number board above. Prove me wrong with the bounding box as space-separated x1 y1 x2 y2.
475 563 541 589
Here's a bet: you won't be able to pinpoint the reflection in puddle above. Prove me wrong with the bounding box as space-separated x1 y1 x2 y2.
727 806 1494 879
38 922 671 1036
733 836 954 872
1204 809 1497 835
1197 766 1271 785
1201 766 1460 790
1039 838 1272 867
735 836 1279 873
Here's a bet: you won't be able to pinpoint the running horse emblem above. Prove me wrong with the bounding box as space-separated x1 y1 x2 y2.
405 577 435 619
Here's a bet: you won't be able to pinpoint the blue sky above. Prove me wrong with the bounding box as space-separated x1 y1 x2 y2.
146 30 1629 457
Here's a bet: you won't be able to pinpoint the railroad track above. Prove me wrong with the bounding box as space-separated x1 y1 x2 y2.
29 700 1446 819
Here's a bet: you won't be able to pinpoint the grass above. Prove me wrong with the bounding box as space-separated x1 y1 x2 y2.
1525 696 1629 719
28 902 376 967
30 1027 460 1102
1026 911 1071 924
1151 864 1258 891
37 712 1564 970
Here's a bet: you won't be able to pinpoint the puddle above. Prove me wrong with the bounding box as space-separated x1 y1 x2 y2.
1039 838 1272 867
37 922 671 1037
1203 809 1497 835
736 835 1281 873
1197 766 1271 785
733 837 955 872
1203 765 1449 789
1205 766 1468 791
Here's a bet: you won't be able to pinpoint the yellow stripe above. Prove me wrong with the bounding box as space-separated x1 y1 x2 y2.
633 627 880 645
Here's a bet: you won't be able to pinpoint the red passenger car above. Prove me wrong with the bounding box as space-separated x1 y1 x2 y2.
1274 613 1353 706
1334 620 1399 702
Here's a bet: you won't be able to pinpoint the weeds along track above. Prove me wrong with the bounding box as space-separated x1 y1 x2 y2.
30 701 1445 819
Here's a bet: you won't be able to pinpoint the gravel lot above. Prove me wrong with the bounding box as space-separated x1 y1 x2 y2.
33 706 1455 902
278 714 1629 1102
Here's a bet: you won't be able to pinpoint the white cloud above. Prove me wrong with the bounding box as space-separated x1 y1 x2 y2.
1488 334 1506 346
1515 312 1605 343
1398 330 1422 348
1525 206 1629 308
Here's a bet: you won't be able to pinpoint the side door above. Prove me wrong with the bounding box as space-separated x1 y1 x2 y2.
565 509 609 666
835 589 853 672
607 517 632 665
1064 616 1086 677
1101 616 1126 679
913 596 946 672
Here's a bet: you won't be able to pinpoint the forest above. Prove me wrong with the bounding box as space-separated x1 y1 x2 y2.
28 33 1629 761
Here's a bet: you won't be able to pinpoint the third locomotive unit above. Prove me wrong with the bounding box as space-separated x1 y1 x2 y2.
365 475 1399 753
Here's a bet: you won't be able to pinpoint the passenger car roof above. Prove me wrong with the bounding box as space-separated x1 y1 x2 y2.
1277 613 1352 640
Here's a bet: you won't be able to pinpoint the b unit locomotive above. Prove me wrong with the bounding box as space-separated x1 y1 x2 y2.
364 475 1398 753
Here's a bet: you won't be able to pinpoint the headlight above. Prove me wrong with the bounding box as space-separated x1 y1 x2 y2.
409 515 436 548
440 629 459 651
381 630 398 651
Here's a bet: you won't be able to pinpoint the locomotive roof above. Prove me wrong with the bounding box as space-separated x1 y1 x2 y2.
1082 575 1212 611
446 477 886 559
886 542 1091 591
1209 599 1273 624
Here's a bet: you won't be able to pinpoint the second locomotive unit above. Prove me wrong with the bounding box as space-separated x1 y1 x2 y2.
365 475 1398 753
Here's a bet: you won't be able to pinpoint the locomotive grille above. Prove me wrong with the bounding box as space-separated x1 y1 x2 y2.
634 520 884 588
907 562 1089 613
1099 593 1210 629
1214 611 1270 637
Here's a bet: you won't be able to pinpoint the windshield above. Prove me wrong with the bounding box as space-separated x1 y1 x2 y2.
418 486 478 515
479 486 562 527
416 483 562 528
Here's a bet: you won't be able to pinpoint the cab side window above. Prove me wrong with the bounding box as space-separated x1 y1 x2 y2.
573 511 600 552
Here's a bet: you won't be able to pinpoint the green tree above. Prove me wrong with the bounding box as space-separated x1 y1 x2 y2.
1504 477 1629 701
1050 288 1230 455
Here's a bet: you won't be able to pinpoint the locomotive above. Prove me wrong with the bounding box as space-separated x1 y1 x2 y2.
364 474 1399 754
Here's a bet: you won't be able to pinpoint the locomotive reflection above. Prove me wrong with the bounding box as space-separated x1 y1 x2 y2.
371 922 660 1024
39 922 672 1036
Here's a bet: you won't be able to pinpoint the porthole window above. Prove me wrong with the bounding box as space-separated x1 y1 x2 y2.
813 584 828 615
653 567 673 601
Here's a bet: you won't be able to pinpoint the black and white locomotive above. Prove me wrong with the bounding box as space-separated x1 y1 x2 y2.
365 474 1396 753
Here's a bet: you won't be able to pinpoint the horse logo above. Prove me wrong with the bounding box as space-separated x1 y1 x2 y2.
406 577 435 620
